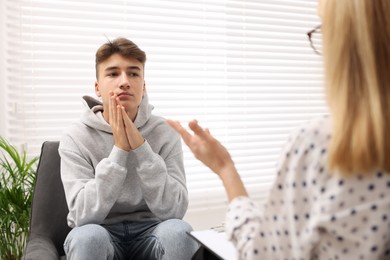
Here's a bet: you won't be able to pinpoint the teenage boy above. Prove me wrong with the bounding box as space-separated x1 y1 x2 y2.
59 37 198 260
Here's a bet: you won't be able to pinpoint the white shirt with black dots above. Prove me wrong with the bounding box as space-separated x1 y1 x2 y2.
225 116 390 260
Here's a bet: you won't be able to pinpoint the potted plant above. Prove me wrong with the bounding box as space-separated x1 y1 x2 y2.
0 137 38 260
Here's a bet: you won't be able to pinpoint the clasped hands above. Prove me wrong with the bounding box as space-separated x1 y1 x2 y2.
108 91 144 151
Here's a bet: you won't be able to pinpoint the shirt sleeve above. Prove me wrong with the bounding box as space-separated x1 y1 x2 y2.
127 137 188 220
224 126 304 260
60 136 129 227
225 196 264 260
225 117 390 260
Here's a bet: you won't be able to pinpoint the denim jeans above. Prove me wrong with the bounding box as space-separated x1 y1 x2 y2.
64 219 199 260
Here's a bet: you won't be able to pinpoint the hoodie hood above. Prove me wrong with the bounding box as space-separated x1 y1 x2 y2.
80 92 154 134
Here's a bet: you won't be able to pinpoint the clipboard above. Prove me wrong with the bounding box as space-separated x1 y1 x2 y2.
188 230 238 260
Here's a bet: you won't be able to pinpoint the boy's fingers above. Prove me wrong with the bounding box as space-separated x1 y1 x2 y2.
108 95 113 123
116 105 120 126
111 94 119 124
122 107 134 128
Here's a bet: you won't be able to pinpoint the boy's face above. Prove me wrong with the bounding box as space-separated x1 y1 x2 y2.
95 54 145 119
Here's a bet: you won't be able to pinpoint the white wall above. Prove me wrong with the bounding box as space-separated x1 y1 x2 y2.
0 1 7 138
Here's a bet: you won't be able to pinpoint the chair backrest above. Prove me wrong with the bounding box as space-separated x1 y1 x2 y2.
28 141 71 256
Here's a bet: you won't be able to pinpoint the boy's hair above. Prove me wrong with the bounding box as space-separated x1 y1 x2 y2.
323 0 390 174
95 37 146 79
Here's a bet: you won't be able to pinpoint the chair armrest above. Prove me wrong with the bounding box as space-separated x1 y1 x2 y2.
24 236 60 260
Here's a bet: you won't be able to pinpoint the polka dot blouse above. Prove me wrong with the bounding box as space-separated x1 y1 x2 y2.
225 116 390 260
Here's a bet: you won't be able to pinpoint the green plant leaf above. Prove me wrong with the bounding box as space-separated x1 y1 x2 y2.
0 136 38 260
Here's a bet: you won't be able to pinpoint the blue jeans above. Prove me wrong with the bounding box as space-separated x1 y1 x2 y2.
64 219 199 260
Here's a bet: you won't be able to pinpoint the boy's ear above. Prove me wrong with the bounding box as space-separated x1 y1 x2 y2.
95 81 101 97
142 81 146 96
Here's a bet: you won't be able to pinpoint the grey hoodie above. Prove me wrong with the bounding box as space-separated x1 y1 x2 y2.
59 94 188 228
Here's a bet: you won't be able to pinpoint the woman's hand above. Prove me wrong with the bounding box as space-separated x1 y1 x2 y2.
166 119 234 175
167 119 248 201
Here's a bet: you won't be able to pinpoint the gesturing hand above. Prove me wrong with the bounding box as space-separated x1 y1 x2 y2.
167 119 248 201
166 119 235 175
108 92 131 151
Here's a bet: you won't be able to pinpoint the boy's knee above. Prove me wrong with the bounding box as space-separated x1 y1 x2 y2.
65 224 112 253
153 219 199 258
158 219 193 237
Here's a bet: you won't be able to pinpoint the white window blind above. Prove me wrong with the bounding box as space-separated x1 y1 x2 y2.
2 0 326 221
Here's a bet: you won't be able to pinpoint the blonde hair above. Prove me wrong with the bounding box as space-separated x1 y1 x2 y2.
322 0 390 174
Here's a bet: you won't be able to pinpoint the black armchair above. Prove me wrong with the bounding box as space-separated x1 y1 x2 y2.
24 141 71 260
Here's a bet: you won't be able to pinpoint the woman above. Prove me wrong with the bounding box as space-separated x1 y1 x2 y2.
168 0 390 259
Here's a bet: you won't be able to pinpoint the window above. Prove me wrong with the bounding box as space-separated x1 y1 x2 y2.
1 0 325 228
